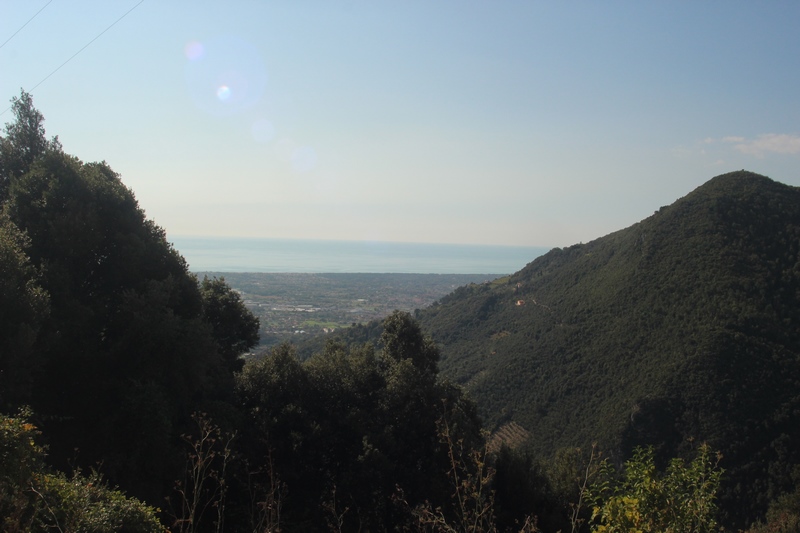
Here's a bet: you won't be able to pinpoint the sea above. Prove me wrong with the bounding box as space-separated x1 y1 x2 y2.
169 236 550 275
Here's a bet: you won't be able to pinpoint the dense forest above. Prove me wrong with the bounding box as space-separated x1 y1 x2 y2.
2 92 799 532
328 170 800 530
424 170 800 526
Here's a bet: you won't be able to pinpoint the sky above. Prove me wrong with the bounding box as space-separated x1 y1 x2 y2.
1 1 799 247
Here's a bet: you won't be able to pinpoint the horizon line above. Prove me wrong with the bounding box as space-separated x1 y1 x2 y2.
169 234 556 250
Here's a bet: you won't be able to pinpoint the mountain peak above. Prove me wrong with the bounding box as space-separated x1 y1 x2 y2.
417 171 800 527
687 170 793 200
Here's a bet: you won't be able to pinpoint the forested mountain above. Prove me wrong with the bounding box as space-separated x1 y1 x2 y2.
3 91 799 531
412 171 800 526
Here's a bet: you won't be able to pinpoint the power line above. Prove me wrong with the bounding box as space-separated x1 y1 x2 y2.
0 0 53 50
28 0 145 93
1 0 145 117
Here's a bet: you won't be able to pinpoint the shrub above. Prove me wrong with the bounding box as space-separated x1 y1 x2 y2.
588 444 722 533
0 410 166 532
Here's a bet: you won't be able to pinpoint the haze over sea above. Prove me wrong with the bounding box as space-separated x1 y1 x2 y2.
171 236 549 275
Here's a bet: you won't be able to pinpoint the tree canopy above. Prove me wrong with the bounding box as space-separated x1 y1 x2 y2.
0 91 260 503
234 311 483 530
0 91 61 201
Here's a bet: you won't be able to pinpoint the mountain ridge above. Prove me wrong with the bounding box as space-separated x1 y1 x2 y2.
300 170 800 525
412 170 800 525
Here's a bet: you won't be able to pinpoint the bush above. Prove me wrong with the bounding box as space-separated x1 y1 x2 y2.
588 444 722 533
0 410 166 532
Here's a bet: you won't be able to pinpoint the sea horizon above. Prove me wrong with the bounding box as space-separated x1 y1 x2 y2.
169 235 550 275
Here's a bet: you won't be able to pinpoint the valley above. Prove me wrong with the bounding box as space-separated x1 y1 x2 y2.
198 272 501 349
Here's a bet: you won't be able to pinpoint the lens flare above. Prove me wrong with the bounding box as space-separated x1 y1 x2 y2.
216 85 231 101
184 41 204 61
184 36 268 116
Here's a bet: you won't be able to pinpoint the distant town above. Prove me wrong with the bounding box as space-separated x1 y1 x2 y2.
198 272 501 349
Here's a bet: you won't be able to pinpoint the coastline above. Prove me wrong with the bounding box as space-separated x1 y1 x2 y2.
170 236 550 274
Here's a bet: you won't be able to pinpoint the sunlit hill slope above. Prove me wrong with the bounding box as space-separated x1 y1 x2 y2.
416 170 800 524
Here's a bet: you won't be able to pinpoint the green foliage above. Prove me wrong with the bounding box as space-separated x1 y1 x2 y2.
200 276 260 373
33 470 167 533
0 214 49 409
0 408 43 529
588 444 722 533
235 312 483 531
400 171 800 527
0 90 61 201
6 93 798 531
745 470 800 533
0 410 165 533
0 92 259 505
381 309 440 375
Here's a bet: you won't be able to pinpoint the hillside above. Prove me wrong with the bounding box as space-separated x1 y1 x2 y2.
413 171 800 525
12 90 799 532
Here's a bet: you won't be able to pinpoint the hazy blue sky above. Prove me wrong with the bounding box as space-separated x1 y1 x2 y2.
2 1 799 247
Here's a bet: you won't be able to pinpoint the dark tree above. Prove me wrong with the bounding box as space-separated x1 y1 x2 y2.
0 94 259 505
0 90 60 201
380 309 440 376
234 313 483 531
200 276 260 373
0 213 49 409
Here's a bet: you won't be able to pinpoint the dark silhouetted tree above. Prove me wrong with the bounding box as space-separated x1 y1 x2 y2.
0 213 49 409
0 94 258 505
0 90 60 201
200 276 260 373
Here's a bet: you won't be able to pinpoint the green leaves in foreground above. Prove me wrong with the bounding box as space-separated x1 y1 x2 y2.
0 410 165 533
588 444 723 533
